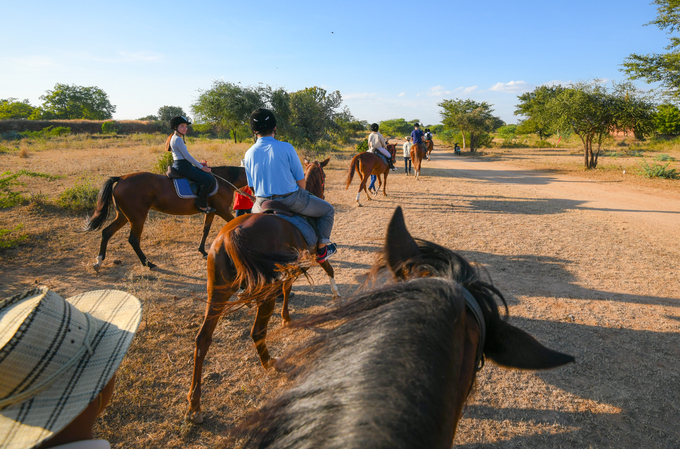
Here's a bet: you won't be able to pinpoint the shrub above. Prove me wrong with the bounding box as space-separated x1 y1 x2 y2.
1 131 21 141
638 159 679 179
533 140 553 148
356 138 368 152
0 224 27 249
57 177 100 212
0 170 59 208
101 121 121 134
496 125 517 139
500 139 526 148
154 151 174 174
655 154 676 161
49 126 71 137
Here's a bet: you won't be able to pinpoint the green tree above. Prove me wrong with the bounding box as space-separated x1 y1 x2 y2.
654 103 680 134
157 106 187 124
622 0 680 99
0 98 35 120
192 81 266 142
378 118 419 137
545 81 654 169
37 83 115 120
288 87 343 147
514 85 564 139
438 98 504 151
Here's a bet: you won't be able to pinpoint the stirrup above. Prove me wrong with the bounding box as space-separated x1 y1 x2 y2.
198 206 216 214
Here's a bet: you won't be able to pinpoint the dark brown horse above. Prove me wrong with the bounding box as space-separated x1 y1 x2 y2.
234 206 575 448
85 166 247 271
410 142 428 180
187 157 338 424
345 142 396 206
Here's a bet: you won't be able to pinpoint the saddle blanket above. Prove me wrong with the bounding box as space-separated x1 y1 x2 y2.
273 214 318 247
173 178 219 199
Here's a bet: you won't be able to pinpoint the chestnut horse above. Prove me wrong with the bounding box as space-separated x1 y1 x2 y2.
410 142 428 179
85 166 247 271
345 143 396 206
234 206 575 448
187 157 339 424
425 139 434 160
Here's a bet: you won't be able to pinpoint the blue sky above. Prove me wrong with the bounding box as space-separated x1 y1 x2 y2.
2 0 669 125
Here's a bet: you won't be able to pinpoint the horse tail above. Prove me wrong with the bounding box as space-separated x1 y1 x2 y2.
223 226 306 303
85 177 120 231
346 154 361 190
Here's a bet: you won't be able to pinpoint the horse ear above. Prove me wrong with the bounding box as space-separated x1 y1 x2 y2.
320 157 330 167
484 320 575 370
384 207 421 278
304 158 310 166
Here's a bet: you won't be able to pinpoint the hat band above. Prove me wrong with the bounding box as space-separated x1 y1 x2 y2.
0 313 97 409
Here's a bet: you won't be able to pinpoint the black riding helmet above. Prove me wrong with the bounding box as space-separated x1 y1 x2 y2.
371 123 379 132
170 116 191 130
250 108 277 134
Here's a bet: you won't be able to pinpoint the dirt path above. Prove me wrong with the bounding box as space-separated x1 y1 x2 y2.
1 141 679 448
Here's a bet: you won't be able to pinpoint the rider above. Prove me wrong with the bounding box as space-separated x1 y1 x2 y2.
368 123 396 170
244 108 338 263
166 116 216 214
454 142 461 154
411 123 426 155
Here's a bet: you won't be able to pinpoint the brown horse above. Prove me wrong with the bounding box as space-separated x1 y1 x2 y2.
345 143 396 206
85 166 247 271
410 142 428 179
187 157 338 424
234 207 574 448
425 139 434 160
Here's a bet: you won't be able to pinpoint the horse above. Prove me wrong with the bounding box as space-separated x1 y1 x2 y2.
85 166 247 272
187 157 340 424
410 142 428 179
234 206 575 448
345 142 396 206
425 139 434 160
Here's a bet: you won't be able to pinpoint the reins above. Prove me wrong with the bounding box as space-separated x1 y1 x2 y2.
212 173 256 202
461 288 486 372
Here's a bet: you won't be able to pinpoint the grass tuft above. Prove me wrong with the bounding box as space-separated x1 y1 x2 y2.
0 224 28 249
57 177 100 212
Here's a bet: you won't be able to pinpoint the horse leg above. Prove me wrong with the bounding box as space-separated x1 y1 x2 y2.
198 213 215 259
93 210 128 272
319 260 340 299
382 171 389 196
127 217 154 269
187 287 234 424
252 297 277 368
281 283 293 323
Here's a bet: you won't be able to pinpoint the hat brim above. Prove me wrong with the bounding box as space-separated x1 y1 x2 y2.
0 289 142 449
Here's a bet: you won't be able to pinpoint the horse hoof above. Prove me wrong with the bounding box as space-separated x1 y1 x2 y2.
147 263 157 271
186 410 204 424
264 357 280 370
92 263 100 273
202 254 208 260
357 203 362 207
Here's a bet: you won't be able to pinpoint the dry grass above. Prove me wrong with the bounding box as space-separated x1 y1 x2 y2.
1 137 679 448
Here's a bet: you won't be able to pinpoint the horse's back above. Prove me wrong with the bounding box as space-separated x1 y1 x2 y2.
215 213 308 253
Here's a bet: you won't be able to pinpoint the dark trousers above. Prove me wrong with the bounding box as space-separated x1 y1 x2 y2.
404 157 412 173
172 160 216 208
235 209 251 217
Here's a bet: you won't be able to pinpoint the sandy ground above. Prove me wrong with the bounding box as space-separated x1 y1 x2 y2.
1 141 679 448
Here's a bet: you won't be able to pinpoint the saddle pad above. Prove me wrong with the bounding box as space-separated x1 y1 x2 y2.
273 214 318 247
173 178 219 199
370 150 389 165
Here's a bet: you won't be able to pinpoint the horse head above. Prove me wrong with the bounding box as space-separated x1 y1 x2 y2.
303 156 330 199
383 206 575 371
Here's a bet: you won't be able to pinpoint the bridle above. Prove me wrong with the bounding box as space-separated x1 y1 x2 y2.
461 287 486 372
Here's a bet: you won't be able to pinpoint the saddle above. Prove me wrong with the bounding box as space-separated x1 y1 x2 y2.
260 200 294 217
166 166 218 198
368 149 389 165
260 200 319 247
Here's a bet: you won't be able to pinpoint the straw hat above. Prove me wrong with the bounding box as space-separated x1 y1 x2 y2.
0 287 142 449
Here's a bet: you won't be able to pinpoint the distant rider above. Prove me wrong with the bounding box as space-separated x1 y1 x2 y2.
368 123 396 170
166 116 216 214
411 123 426 156
243 108 338 263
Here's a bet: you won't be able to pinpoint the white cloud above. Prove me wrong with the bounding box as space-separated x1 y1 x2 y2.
398 92 405 97
426 85 453 97
489 80 533 93
461 85 478 94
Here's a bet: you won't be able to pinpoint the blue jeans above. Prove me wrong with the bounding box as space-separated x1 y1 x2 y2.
404 157 411 173
369 175 377 190
235 209 251 217
172 160 216 207
253 189 334 245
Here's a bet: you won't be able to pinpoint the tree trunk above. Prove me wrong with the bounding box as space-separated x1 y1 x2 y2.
461 132 467 151
470 132 476 152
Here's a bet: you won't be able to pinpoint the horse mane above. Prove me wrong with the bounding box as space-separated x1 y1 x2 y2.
234 241 509 448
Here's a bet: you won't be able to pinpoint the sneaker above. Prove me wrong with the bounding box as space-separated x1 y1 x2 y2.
316 243 338 263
